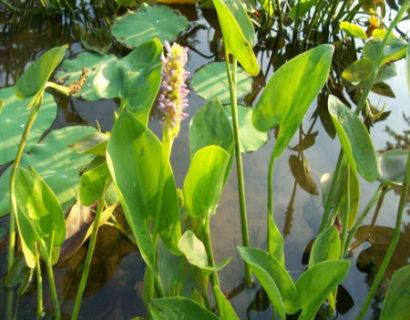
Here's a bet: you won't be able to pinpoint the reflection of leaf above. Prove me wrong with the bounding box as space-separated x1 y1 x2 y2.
377 149 408 183
111 4 188 48
289 154 319 195
192 62 252 103
371 82 395 97
342 58 373 83
364 38 407 65
289 131 318 151
80 28 112 55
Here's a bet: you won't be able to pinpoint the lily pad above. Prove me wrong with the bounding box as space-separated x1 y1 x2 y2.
0 87 57 165
192 62 252 103
0 126 97 216
111 4 188 48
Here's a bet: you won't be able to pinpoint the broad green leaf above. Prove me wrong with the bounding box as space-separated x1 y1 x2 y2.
224 0 255 46
289 154 319 195
15 168 65 266
212 0 259 76
192 62 252 103
79 161 110 206
377 149 408 183
69 132 109 157
57 40 163 125
0 87 57 165
107 110 163 270
253 44 333 158
364 38 408 65
308 226 341 267
224 105 268 152
111 4 188 48
0 126 97 216
342 58 373 83
285 260 350 318
328 95 378 182
340 21 367 39
183 145 230 218
150 297 219 320
15 45 67 98
238 246 291 319
380 265 410 320
189 99 234 158
80 28 112 55
238 246 296 300
290 0 317 20
214 285 240 320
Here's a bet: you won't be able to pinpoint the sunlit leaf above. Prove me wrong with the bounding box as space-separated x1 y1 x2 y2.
69 132 109 157
150 297 219 320
308 226 341 267
212 0 259 76
342 58 373 83
0 87 57 165
380 265 410 320
15 45 67 98
15 168 65 266
192 62 252 103
340 21 367 39
289 154 319 195
111 4 188 48
328 95 378 182
214 285 240 320
224 0 255 46
377 149 408 183
79 161 111 206
253 44 333 158
183 145 230 218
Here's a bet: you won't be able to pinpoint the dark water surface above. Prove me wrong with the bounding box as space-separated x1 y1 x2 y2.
0 3 409 320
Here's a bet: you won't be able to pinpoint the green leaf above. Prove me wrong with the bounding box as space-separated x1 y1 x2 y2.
15 45 67 98
290 0 317 20
212 0 259 76
253 44 333 159
328 95 378 182
150 297 219 320
377 149 408 183
107 110 163 270
268 215 284 264
342 58 373 83
364 38 408 65
15 168 65 266
214 285 240 320
189 99 234 158
111 4 188 48
380 265 410 320
224 105 268 152
0 126 97 216
69 132 109 157
79 161 110 206
224 0 255 46
0 87 57 165
285 260 350 318
308 226 341 267
57 40 163 125
178 230 208 269
340 21 367 39
183 145 230 217
192 62 252 103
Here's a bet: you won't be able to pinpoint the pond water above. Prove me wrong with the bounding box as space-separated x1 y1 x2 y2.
0 2 409 320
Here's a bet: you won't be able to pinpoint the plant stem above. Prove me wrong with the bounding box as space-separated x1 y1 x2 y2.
0 0 21 12
45 261 60 320
204 216 220 288
339 167 350 258
225 54 252 287
356 151 410 320
35 245 43 320
71 199 104 320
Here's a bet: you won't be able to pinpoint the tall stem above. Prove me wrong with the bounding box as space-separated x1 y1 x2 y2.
356 151 410 320
35 245 43 320
204 216 220 288
45 261 60 320
225 54 252 286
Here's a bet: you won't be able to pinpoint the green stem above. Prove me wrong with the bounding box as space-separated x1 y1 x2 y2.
356 151 410 320
71 199 104 320
45 82 71 96
45 261 60 320
35 245 43 320
225 54 252 287
339 167 350 258
204 216 220 288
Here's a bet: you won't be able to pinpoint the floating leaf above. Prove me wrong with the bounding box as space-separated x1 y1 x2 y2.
0 87 57 165
151 297 219 320
0 126 97 216
377 149 408 183
380 265 410 320
212 0 259 76
69 132 109 157
371 82 395 97
183 145 230 218
253 44 333 159
80 28 112 55
328 95 378 182
342 58 373 83
289 154 319 195
15 45 67 98
15 168 65 267
308 226 341 267
225 105 268 152
111 4 188 48
340 21 367 39
192 62 252 104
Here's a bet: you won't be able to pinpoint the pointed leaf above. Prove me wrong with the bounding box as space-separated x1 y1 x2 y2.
224 0 255 46
308 226 341 267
